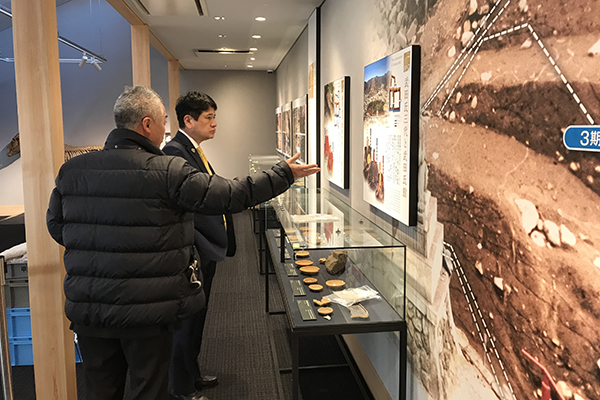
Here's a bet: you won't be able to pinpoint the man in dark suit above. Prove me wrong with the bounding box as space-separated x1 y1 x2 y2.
163 92 230 400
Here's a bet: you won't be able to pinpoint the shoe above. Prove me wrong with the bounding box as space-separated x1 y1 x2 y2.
194 375 218 390
169 390 209 400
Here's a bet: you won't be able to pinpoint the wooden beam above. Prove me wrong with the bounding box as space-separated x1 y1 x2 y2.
131 24 151 87
168 60 181 136
106 0 179 65
11 0 76 399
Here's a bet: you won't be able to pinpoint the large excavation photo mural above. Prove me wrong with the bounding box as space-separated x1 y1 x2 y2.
368 0 600 399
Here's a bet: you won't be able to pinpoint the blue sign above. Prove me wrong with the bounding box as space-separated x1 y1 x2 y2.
563 126 600 152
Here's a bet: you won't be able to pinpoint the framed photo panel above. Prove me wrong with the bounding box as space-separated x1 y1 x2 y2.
362 44 420 226
292 95 308 164
275 106 282 154
323 76 350 189
281 102 292 157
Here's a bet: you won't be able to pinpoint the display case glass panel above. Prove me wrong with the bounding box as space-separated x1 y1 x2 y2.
269 188 406 318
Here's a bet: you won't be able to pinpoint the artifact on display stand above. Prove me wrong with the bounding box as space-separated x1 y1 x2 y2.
299 266 320 275
325 279 345 290
303 277 318 285
308 284 323 292
317 307 333 316
313 297 331 307
348 304 369 319
325 249 348 274
295 250 310 258
318 257 326 264
295 259 313 267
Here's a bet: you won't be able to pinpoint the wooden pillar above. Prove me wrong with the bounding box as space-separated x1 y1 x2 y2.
131 24 151 87
168 60 181 136
11 0 76 399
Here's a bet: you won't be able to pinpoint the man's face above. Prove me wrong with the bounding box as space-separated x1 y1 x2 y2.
184 107 217 144
147 103 168 147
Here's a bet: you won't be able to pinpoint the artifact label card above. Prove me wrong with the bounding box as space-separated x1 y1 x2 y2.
297 299 316 321
290 280 306 296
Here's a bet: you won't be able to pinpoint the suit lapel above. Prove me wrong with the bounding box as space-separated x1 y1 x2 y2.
173 132 208 173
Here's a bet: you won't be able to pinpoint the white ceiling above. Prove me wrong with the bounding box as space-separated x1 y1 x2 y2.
122 0 323 71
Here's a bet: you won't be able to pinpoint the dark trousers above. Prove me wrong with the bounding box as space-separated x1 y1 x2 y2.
169 259 216 395
77 331 173 400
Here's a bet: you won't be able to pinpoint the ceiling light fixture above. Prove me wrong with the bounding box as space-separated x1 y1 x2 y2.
79 54 88 68
247 65 253 68
255 16 266 21
91 60 102 71
249 47 258 51
252 35 261 39
218 34 226 38
250 57 255 60
214 16 225 20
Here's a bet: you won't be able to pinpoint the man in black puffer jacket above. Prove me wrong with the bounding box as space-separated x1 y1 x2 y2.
46 86 319 400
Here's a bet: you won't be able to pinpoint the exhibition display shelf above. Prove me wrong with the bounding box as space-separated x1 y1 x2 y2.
261 188 407 400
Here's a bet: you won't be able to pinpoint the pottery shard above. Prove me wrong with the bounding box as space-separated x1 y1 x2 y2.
560 224 576 247
325 250 348 275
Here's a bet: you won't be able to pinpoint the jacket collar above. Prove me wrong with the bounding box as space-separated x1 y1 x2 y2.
104 128 164 156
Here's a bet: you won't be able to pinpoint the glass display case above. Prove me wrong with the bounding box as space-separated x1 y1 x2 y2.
268 187 407 319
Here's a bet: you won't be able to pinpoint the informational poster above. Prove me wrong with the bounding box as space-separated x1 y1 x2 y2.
363 45 420 226
323 76 350 189
281 102 292 157
292 95 308 164
275 106 282 154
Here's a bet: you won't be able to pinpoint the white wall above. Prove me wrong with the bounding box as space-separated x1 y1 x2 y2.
276 27 308 107
179 69 277 179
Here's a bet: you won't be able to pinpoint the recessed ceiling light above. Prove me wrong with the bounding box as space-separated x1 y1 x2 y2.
255 16 266 21
215 16 225 20
249 47 258 51
247 65 253 68
218 34 226 38
224 64 228 68
250 57 256 60
252 35 261 39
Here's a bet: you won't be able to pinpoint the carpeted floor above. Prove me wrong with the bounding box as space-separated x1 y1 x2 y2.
1 210 371 400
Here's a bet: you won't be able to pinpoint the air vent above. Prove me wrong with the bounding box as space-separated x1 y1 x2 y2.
134 0 207 17
194 49 252 56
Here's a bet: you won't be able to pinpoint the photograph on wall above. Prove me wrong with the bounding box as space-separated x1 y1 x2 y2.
281 102 292 157
275 106 282 154
323 76 350 189
292 95 308 164
363 45 420 227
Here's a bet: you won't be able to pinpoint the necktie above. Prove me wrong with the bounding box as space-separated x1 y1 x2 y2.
197 146 227 229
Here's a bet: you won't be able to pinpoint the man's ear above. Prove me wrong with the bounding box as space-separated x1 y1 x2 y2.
183 115 193 128
139 116 152 137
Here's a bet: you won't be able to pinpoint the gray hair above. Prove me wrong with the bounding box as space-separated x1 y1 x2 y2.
113 86 163 130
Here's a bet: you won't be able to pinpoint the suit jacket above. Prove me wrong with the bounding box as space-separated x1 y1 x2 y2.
163 131 236 263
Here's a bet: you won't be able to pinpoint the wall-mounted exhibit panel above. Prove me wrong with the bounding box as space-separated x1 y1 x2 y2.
292 95 308 164
281 102 292 157
323 76 350 189
275 106 282 154
363 45 420 227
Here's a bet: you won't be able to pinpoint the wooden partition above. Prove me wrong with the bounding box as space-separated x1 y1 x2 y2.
168 60 181 135
131 24 151 87
11 0 76 398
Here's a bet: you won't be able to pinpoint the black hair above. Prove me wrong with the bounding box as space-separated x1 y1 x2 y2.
175 92 217 129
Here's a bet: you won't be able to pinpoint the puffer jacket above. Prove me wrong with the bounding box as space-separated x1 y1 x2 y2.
47 128 293 337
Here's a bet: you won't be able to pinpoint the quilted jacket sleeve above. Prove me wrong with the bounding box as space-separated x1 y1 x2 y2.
46 186 65 246
168 157 294 216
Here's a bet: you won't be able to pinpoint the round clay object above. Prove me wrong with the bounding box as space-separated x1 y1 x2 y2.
317 307 333 316
325 279 345 289
295 259 313 266
299 266 320 275
303 277 318 285
318 258 326 264
295 250 310 258
308 284 323 292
